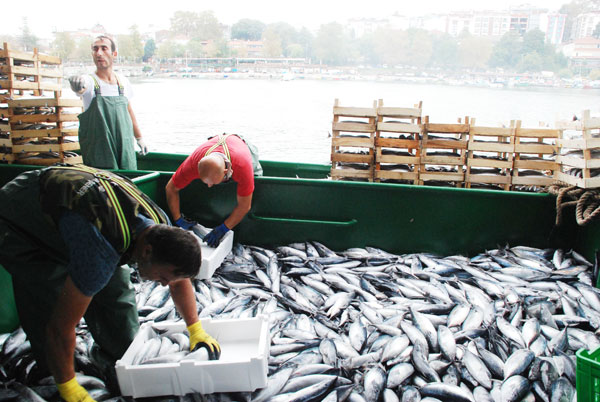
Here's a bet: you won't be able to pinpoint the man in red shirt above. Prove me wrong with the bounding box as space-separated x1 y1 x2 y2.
165 134 261 247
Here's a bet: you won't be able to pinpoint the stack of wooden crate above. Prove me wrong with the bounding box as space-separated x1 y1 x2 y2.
465 120 515 190
374 100 422 184
512 121 559 190
555 110 600 189
419 116 469 187
330 99 377 181
0 42 82 165
8 98 82 165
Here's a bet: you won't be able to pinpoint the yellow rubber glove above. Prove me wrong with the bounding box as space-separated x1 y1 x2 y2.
187 321 221 360
57 377 96 402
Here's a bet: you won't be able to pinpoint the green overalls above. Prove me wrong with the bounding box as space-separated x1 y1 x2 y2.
0 165 167 375
78 75 137 170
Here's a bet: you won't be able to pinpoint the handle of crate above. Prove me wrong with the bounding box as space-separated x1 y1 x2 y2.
249 213 357 226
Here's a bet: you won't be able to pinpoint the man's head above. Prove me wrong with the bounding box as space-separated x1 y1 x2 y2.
198 154 230 187
91 36 117 71
137 225 201 285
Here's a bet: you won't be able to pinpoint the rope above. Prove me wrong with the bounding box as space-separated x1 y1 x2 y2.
547 183 600 226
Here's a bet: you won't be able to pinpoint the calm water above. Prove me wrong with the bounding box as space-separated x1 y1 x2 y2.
130 78 600 164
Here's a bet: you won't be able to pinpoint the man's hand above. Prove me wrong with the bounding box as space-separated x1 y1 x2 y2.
57 377 96 402
204 223 229 247
68 76 86 94
187 321 221 360
136 138 149 155
174 214 197 230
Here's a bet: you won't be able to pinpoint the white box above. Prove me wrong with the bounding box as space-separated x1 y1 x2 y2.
116 315 270 398
194 225 234 280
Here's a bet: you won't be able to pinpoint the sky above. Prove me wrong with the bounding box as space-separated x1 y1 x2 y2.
4 0 569 39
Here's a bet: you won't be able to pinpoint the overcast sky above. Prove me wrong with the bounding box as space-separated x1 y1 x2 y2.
4 0 569 39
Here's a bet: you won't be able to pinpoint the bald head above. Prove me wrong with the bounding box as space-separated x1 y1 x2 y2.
198 154 227 187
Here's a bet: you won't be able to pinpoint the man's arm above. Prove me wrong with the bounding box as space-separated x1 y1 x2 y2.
168 278 198 325
45 276 92 383
224 193 252 230
165 178 183 221
127 103 143 140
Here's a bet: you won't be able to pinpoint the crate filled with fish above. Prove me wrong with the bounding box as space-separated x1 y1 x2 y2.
6 97 82 166
511 121 560 191
374 101 422 184
116 316 269 397
465 121 514 191
419 116 469 187
1 240 597 401
330 98 377 182
0 42 62 94
556 110 600 189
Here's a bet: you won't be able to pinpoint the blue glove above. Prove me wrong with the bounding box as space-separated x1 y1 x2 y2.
174 214 196 230
204 223 229 247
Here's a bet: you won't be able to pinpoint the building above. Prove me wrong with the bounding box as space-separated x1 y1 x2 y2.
541 13 566 45
561 37 600 72
571 12 600 40
228 40 264 57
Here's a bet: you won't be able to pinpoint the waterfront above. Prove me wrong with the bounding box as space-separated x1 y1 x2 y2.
123 78 599 164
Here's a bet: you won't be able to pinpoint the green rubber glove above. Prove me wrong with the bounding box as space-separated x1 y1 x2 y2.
57 377 96 402
187 321 221 360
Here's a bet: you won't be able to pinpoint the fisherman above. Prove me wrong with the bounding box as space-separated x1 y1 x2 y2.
68 35 147 170
166 133 262 247
0 165 220 402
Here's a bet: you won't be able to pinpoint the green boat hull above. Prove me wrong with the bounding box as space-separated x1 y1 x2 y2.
0 152 596 332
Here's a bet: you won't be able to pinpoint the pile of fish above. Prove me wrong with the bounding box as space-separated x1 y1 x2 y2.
1 241 599 401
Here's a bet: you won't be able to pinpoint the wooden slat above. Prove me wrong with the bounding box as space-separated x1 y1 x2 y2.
374 170 418 181
469 142 514 153
514 143 556 154
333 121 376 133
0 49 36 61
377 107 421 119
376 137 419 148
467 158 512 169
423 139 468 149
377 154 419 164
470 126 514 136
10 128 62 138
513 159 557 170
557 155 600 169
377 122 421 133
515 128 560 138
8 98 82 108
512 175 555 186
425 124 469 133
421 155 465 165
331 153 372 163
16 154 82 166
465 174 511 185
333 106 377 118
558 138 600 149
331 168 372 179
420 171 464 181
13 142 79 153
332 137 373 147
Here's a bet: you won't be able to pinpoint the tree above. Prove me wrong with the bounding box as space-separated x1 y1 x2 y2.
73 37 92 62
593 23 600 39
403 29 433 68
429 33 459 69
19 17 38 52
169 10 223 41
517 52 544 72
52 32 75 62
457 33 492 70
522 29 546 55
489 31 522 69
157 40 185 60
170 11 200 37
262 26 283 57
231 19 265 41
186 38 207 58
196 11 223 41
143 39 156 62
265 23 299 57
313 22 352 65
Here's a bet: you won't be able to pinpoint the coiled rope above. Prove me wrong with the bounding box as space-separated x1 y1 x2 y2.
547 183 600 226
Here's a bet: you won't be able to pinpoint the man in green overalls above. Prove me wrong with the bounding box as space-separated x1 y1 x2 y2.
0 165 220 402
69 36 148 170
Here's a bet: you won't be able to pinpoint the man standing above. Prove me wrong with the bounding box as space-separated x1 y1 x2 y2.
0 165 219 402
69 35 148 170
165 133 262 247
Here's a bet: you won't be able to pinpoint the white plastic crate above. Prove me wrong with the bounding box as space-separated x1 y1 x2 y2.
116 315 270 398
193 224 234 280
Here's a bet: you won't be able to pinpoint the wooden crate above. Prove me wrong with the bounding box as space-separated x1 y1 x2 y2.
330 98 377 181
374 100 422 184
419 116 469 187
555 110 600 189
465 120 515 190
0 42 62 97
511 120 560 190
6 96 82 166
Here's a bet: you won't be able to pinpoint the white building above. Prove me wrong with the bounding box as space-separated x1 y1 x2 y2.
571 12 600 40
